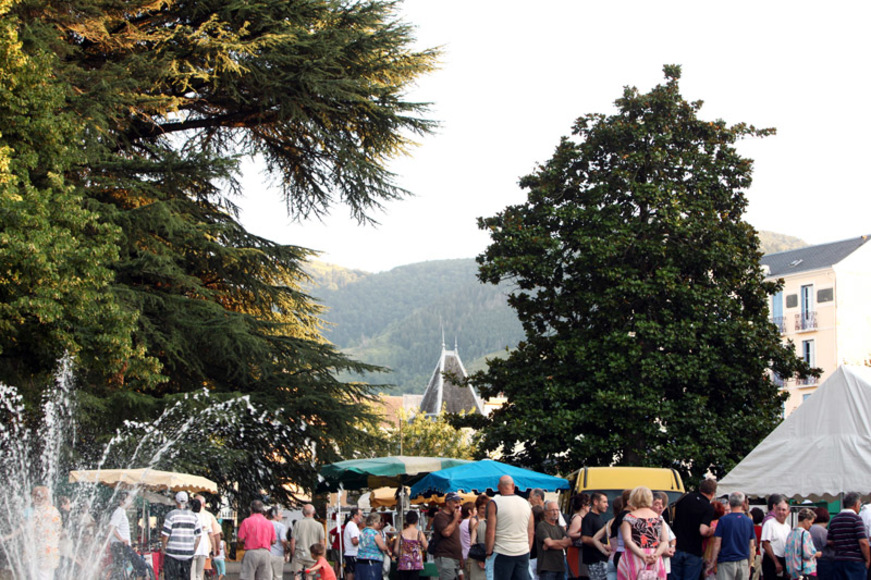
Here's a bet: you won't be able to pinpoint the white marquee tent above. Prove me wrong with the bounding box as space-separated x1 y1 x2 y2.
719 365 871 501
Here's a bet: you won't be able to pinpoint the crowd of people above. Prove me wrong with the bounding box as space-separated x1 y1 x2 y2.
327 478 871 580
9 480 871 580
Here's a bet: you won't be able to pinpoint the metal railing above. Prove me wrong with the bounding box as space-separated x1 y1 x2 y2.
795 311 817 332
770 316 787 334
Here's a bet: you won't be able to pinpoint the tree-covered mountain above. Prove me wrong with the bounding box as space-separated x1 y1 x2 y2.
304 231 807 394
304 259 523 393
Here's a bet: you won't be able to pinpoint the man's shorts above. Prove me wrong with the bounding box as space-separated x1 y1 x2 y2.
344 555 357 571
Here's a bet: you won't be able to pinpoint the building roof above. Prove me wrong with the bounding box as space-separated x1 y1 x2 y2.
420 342 484 416
761 235 871 277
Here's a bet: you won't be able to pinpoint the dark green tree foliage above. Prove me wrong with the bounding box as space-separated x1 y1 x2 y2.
473 66 815 483
2 0 437 502
0 2 141 396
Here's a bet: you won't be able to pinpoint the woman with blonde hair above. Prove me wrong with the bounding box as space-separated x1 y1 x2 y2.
617 486 669 580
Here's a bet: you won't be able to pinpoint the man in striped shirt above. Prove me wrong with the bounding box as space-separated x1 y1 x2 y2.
827 492 870 580
161 491 202 580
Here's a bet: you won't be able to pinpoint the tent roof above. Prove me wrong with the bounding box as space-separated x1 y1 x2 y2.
719 365 871 501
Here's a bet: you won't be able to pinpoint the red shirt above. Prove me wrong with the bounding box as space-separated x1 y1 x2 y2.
238 513 276 550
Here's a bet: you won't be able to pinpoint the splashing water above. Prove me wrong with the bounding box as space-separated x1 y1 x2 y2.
0 357 279 580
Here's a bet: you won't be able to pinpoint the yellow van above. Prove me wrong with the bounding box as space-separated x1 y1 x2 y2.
560 466 685 516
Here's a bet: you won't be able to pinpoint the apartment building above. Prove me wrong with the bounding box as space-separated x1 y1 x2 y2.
762 235 871 414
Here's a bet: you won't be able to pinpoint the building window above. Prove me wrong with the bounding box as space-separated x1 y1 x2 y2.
802 339 815 367
771 291 785 333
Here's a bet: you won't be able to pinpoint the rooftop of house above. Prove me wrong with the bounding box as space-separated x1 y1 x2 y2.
762 235 871 278
420 343 483 416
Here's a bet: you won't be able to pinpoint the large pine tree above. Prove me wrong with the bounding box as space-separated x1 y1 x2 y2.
473 66 815 483
2 0 437 501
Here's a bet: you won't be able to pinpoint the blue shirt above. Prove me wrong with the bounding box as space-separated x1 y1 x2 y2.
357 527 384 561
714 512 755 562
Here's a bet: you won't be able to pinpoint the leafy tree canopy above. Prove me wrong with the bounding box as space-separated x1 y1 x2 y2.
472 65 815 485
1 0 437 504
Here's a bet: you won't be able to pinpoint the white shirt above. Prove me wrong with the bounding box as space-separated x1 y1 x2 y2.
344 520 361 556
761 518 791 557
109 506 131 544
858 505 871 537
194 512 212 557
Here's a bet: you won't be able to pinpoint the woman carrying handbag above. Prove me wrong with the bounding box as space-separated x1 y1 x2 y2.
394 511 428 580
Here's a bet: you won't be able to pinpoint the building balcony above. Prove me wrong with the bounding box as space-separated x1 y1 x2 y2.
771 373 786 388
770 316 787 334
795 375 818 386
795 311 817 332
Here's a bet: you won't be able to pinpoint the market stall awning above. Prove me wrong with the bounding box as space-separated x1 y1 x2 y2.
318 456 471 492
410 459 569 498
69 468 218 494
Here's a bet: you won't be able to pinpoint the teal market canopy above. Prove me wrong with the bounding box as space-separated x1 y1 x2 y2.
318 455 472 492
410 459 570 498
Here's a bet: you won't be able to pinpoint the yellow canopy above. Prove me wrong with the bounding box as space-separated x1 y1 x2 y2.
69 468 218 494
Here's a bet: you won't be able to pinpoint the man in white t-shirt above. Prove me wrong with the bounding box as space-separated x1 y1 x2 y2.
109 492 149 576
760 498 790 580
343 507 363 580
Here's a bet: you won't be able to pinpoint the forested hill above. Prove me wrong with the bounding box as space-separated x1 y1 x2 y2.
304 231 807 394
304 259 524 394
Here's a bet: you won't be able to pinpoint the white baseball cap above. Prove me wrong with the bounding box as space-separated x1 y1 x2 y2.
175 491 189 504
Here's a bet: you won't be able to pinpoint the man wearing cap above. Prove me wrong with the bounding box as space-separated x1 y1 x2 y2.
238 500 277 580
161 491 202 580
433 492 465 580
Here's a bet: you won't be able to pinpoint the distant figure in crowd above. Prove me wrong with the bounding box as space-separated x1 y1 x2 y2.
31 486 62 580
108 491 148 577
760 496 790 580
566 493 591 580
161 491 202 580
582 492 611 580
268 506 288 579
344 508 364 580
672 479 717 580
761 495 786 527
237 500 276 580
306 543 337 580
785 508 820 580
192 498 212 580
486 475 534 580
652 492 676 576
617 486 668 580
394 510 427 580
536 500 572 580
433 492 465 580
611 490 633 568
811 508 834 580
213 535 227 580
194 493 222 555
704 501 728 577
292 505 325 577
461 502 475 573
708 491 755 580
827 492 870 580
472 494 492 580
355 512 390 580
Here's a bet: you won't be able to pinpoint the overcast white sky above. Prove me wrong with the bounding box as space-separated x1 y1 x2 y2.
238 1 871 273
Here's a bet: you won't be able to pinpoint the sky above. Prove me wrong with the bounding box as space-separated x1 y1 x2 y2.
237 1 871 273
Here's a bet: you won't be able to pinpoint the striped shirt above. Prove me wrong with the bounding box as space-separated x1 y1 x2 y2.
162 508 201 560
828 510 867 562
